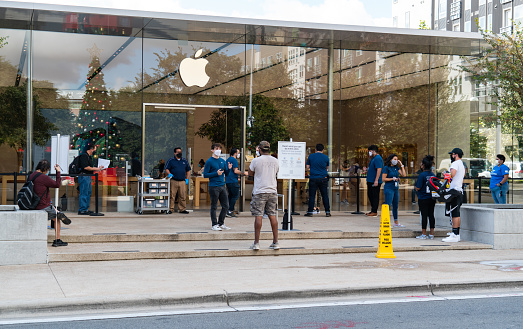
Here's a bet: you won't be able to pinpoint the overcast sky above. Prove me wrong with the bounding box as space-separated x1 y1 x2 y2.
11 0 393 27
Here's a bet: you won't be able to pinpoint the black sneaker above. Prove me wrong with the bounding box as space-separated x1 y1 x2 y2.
166 210 173 214
304 213 313 217
57 213 71 225
52 239 68 247
179 210 190 214
325 212 332 217
77 211 92 215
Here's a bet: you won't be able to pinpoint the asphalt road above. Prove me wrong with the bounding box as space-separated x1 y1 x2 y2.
2 294 522 329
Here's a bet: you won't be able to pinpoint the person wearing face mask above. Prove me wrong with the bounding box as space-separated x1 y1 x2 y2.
382 154 406 227
226 148 248 217
489 154 510 204
165 147 191 215
204 143 233 230
414 155 436 239
365 145 383 217
29 159 71 247
442 147 466 243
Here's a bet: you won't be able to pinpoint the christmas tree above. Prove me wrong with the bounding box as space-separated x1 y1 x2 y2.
72 44 118 166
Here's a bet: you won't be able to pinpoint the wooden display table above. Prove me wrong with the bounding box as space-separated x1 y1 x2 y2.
191 176 209 207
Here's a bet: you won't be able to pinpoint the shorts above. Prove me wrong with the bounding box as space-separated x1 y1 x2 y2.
250 193 278 217
42 205 57 221
445 189 463 218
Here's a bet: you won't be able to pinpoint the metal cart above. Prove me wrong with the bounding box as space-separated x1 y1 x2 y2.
136 176 171 214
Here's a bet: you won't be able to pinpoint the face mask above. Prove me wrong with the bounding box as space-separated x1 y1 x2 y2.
256 150 260 157
368 151 373 157
176 153 182 159
391 160 398 166
236 153 240 159
214 149 221 156
497 160 501 165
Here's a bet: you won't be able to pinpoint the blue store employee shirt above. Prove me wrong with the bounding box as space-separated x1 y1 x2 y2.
382 165 400 189
490 164 510 188
165 157 191 180
415 170 435 200
225 156 239 184
306 153 329 179
204 156 230 187
366 154 384 184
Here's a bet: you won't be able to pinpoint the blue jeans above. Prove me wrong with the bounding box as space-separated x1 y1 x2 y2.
384 187 399 220
226 182 240 212
308 177 330 213
491 184 509 204
78 175 92 212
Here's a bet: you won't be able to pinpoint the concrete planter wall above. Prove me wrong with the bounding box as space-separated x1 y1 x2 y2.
0 205 48 265
435 203 523 249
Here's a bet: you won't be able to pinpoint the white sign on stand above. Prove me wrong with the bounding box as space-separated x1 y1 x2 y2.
51 135 70 174
277 141 306 179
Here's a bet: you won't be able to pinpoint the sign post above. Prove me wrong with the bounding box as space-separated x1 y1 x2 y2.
278 140 306 231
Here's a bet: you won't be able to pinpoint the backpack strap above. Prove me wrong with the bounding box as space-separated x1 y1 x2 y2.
30 172 49 200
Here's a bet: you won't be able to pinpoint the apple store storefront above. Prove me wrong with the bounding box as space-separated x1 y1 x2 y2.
0 1 521 212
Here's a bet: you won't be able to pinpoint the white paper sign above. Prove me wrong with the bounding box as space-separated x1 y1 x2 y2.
277 141 306 179
51 135 70 174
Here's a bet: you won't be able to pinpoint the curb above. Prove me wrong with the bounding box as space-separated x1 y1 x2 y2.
2 280 523 318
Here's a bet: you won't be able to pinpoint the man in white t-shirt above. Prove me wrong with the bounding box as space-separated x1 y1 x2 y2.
442 148 466 243
248 141 280 251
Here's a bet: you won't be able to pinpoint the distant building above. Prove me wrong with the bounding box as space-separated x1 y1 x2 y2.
392 0 432 29
434 0 523 34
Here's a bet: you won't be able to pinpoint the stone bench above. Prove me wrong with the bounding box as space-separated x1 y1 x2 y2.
435 203 523 249
0 205 48 265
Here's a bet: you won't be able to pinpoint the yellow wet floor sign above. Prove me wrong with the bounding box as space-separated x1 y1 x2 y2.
376 204 396 258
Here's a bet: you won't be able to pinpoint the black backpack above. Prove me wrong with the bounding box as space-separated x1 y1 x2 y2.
17 173 48 210
69 155 82 175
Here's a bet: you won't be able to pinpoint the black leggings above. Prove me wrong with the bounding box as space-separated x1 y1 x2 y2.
418 198 436 230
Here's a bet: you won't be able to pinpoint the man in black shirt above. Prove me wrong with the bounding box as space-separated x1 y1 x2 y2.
78 144 103 215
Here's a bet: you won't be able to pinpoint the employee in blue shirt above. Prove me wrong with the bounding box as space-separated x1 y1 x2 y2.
165 147 191 214
382 154 406 227
204 143 233 231
225 148 248 218
490 154 510 204
305 144 331 217
366 145 383 217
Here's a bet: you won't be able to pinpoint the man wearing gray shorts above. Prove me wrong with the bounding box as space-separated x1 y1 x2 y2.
248 141 280 250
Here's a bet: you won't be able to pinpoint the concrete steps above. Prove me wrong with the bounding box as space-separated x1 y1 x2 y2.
47 237 492 262
47 230 450 243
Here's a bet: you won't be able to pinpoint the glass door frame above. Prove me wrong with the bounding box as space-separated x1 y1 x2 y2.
141 103 247 211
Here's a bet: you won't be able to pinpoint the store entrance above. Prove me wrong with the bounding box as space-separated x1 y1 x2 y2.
141 103 247 210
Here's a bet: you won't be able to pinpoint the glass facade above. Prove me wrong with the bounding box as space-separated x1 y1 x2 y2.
1 3 520 212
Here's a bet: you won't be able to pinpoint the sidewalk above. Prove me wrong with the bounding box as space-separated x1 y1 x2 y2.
1 250 522 319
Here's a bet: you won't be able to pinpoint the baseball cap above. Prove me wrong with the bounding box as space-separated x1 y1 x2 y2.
448 148 463 157
259 141 270 152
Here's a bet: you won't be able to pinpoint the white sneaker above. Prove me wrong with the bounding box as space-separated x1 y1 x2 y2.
269 242 280 250
428 235 434 240
249 242 260 250
211 225 222 231
447 232 452 236
393 223 405 228
442 233 460 242
219 224 231 230
416 234 427 239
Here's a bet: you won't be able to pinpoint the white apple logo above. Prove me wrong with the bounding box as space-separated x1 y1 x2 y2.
179 49 210 87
